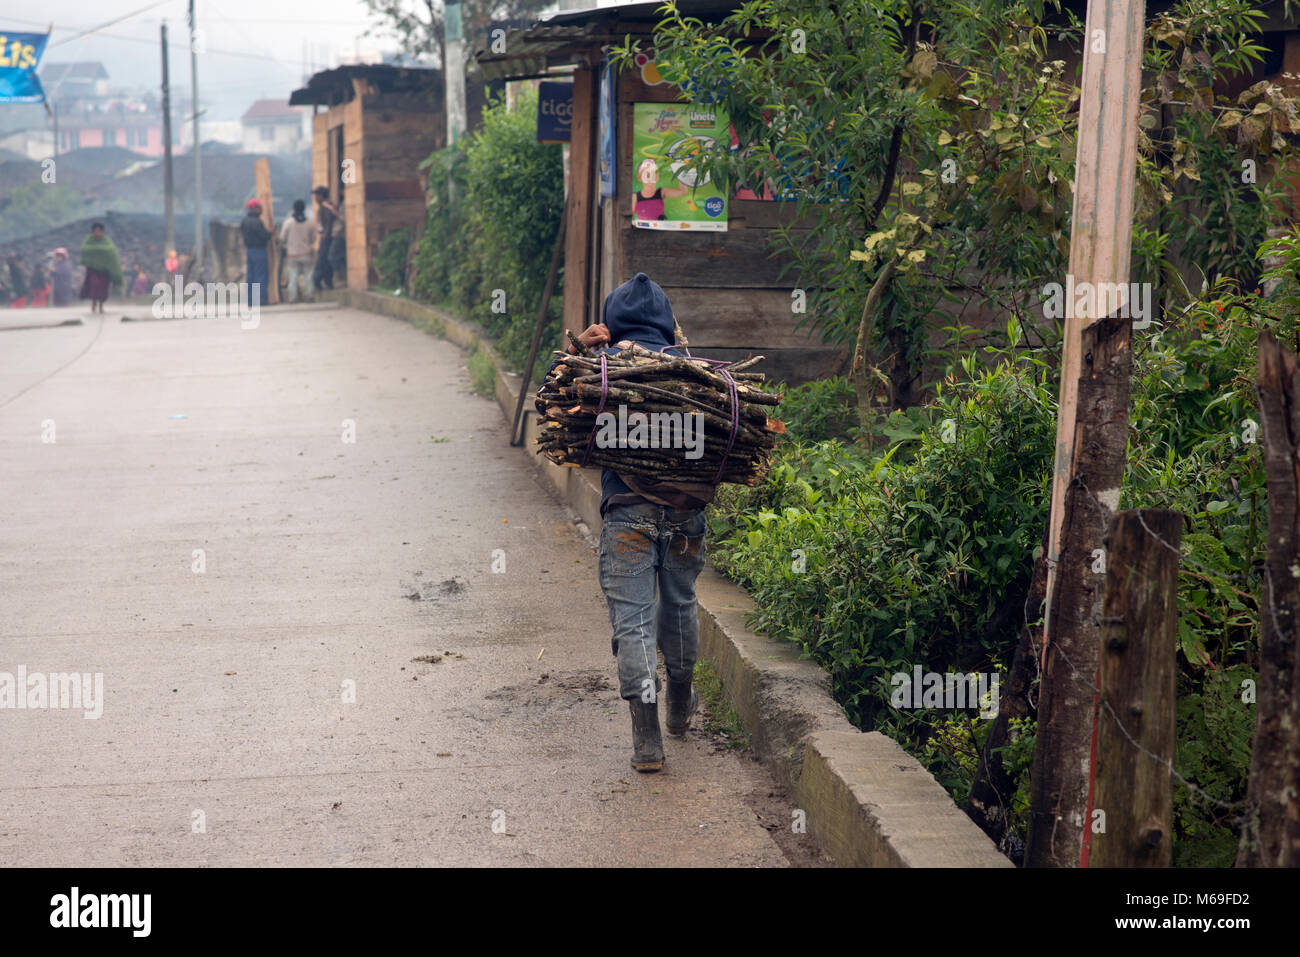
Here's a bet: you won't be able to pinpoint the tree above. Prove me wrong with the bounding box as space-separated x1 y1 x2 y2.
363 0 553 66
619 0 1297 423
618 0 1079 415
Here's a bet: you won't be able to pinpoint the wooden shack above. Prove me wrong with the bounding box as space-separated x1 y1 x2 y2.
290 65 444 290
474 1 845 385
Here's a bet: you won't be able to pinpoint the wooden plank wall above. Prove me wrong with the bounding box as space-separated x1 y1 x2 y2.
598 69 846 386
349 83 441 289
312 111 330 194
562 68 596 338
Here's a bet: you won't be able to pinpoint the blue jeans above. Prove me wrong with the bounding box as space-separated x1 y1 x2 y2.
245 247 268 306
598 502 707 701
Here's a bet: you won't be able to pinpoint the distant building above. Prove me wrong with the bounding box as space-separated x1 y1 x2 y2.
41 62 110 100
240 100 306 155
36 61 166 158
290 65 445 289
56 108 163 155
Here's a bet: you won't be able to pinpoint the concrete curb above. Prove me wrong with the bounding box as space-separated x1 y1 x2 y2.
343 289 1012 868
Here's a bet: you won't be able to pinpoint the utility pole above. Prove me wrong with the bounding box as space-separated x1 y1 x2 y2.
1026 0 1144 868
444 0 467 147
161 21 176 264
188 0 203 277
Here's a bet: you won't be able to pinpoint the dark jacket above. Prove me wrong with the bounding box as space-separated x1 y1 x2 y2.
8 261 27 299
241 211 271 250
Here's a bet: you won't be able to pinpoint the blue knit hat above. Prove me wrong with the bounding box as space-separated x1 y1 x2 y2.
602 272 675 348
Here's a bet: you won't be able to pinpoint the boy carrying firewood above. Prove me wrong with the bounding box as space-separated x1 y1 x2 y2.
559 272 714 772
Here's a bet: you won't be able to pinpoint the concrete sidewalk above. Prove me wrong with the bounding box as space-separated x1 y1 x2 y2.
0 304 821 866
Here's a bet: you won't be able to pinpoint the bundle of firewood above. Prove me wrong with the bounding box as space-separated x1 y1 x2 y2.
534 332 784 486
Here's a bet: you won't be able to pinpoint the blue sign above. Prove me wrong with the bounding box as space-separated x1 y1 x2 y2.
598 61 616 198
0 30 49 104
537 80 572 144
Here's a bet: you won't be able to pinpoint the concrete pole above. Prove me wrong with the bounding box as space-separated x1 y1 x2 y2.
161 22 176 263
1028 0 1144 868
189 0 203 277
444 0 467 147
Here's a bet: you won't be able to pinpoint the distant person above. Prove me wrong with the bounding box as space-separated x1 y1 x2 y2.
241 199 271 307
131 266 151 296
312 186 338 291
165 248 179 278
328 197 346 284
7 255 28 307
51 248 75 306
279 198 315 303
123 262 139 299
79 222 122 313
28 259 49 307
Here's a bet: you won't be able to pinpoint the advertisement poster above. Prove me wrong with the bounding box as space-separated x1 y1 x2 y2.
598 61 616 199
631 102 728 231
0 30 49 104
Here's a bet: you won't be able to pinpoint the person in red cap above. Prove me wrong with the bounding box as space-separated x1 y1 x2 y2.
241 198 271 306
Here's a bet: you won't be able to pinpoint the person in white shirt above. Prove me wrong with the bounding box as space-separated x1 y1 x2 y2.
279 199 317 303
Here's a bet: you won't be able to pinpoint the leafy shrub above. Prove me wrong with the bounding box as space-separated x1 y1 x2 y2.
771 376 856 444
711 280 1283 863
710 355 1057 734
411 146 470 305
410 90 564 372
375 227 411 291
467 344 497 398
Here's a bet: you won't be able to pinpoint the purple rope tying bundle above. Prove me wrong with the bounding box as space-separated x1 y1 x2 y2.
712 367 740 485
579 352 609 468
577 343 741 486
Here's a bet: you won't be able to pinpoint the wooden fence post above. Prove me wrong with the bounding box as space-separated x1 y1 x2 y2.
1026 312 1133 867
1091 509 1182 867
255 156 279 305
1237 329 1300 867
1028 0 1144 868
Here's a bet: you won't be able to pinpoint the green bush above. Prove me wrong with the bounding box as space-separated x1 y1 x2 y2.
710 286 1279 863
411 146 470 304
375 227 412 291
771 376 857 444
467 344 497 398
710 355 1057 736
409 89 564 373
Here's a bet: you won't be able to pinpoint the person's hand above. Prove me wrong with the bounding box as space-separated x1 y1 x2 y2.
569 323 610 354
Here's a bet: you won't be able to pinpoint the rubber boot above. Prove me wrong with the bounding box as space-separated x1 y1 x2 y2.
629 699 664 772
665 678 699 737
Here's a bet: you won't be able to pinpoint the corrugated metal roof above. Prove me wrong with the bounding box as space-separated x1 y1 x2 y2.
289 64 442 107
473 0 738 81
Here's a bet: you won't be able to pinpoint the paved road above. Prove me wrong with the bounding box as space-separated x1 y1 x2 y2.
0 303 817 866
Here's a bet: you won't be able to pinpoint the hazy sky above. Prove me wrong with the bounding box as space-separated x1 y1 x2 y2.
5 1 651 123
8 0 430 121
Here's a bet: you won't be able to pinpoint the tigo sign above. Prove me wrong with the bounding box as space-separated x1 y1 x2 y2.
537 81 573 143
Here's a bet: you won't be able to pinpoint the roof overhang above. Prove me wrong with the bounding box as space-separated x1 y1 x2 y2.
473 0 738 82
290 64 441 107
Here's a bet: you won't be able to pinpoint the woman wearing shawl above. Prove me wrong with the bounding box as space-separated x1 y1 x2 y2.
80 222 123 313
